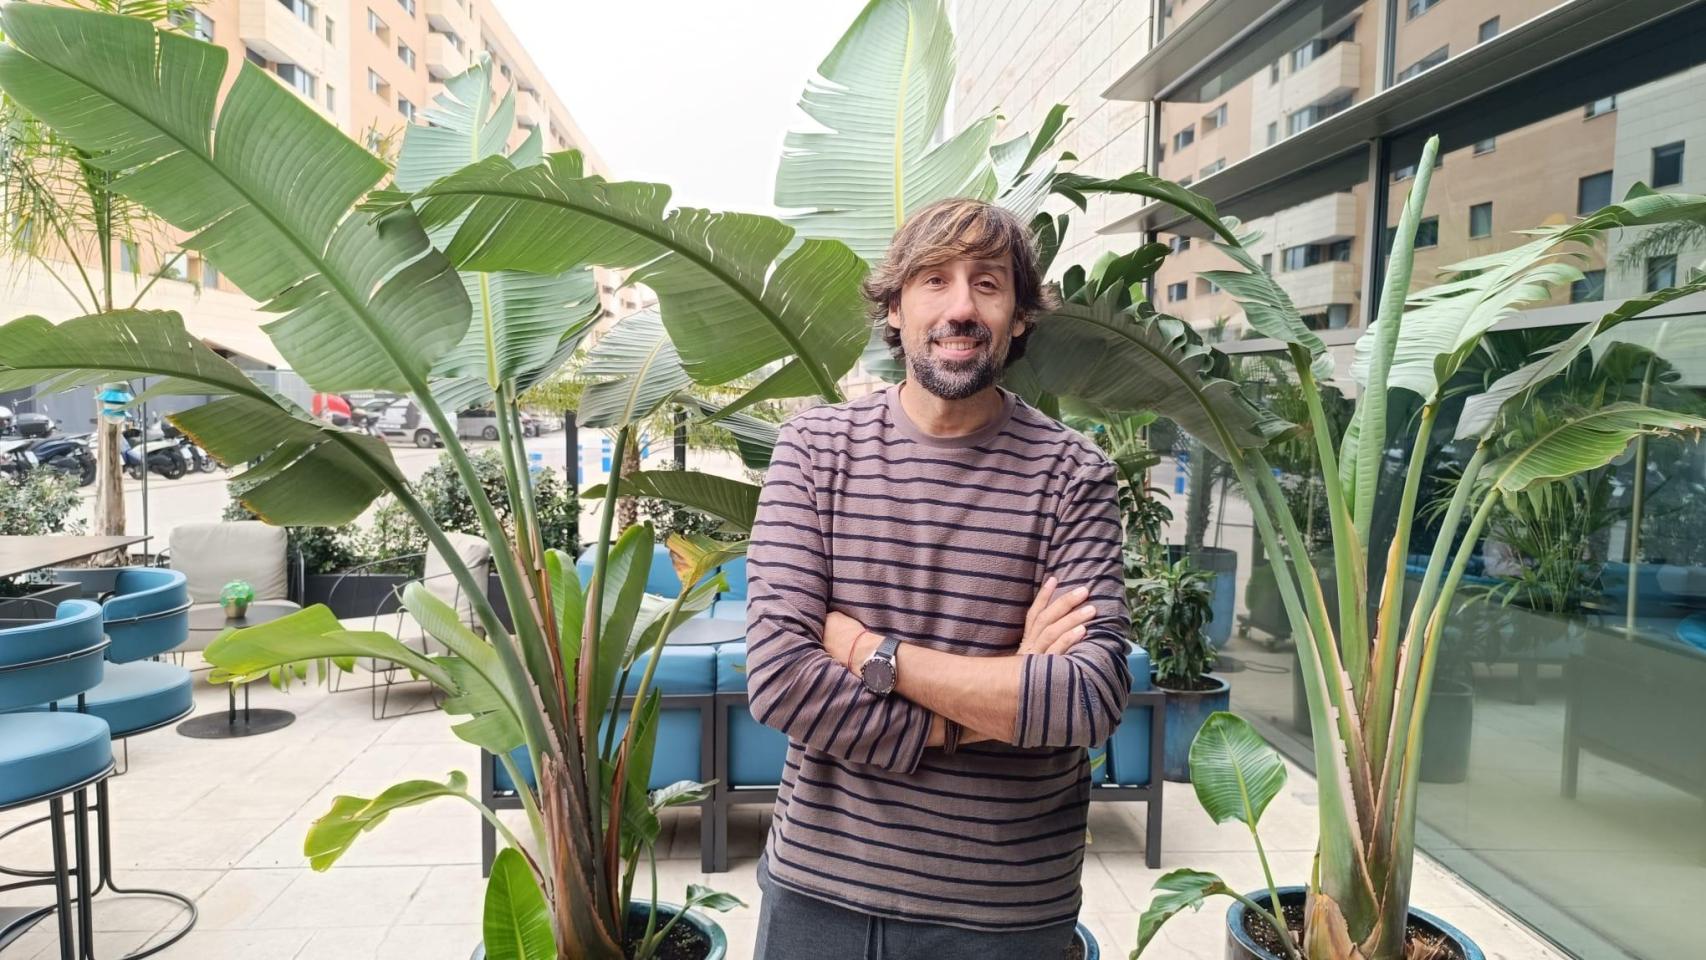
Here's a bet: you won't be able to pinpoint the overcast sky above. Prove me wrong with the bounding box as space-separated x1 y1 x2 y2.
498 0 871 215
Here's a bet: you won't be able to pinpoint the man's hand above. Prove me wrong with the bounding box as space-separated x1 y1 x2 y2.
1019 577 1098 656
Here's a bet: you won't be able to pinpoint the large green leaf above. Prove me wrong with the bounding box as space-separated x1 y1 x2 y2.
1457 272 1706 439
305 772 474 871
0 311 402 525
484 847 557 960
0 4 469 394
403 152 868 406
1134 869 1234 957
204 605 452 689
773 0 996 262
1054 171 1240 245
401 582 523 750
396 56 600 400
672 393 779 470
582 471 762 534
577 310 692 428
1200 223 1326 355
1017 297 1268 460
1486 403 1706 495
1187 712 1287 828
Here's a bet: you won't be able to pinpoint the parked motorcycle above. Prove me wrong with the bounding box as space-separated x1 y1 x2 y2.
29 433 96 486
0 438 37 478
120 426 188 480
160 420 218 473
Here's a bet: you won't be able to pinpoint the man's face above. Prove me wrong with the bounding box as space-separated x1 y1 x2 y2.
889 257 1025 401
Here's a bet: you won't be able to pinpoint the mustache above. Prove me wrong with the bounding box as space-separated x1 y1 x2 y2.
927 321 991 343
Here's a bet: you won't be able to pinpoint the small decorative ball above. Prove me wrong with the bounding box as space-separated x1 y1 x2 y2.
221 580 255 618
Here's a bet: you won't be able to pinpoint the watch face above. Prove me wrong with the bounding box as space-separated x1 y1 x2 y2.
862 657 896 694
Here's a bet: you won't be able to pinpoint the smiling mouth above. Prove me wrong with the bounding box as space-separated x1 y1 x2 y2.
930 335 987 360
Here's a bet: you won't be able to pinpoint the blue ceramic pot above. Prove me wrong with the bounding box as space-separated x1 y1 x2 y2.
471 901 728 960
1075 920 1099 959
1158 674 1231 782
1224 887 1484 960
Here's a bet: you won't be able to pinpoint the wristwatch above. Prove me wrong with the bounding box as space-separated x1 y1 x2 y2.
860 635 902 696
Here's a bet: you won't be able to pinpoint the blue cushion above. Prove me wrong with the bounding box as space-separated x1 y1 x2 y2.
1676 614 1706 652
577 544 711 600
1102 647 1155 787
103 568 190 663
715 641 749 693
0 712 112 806
52 661 193 738
624 646 716 695
0 600 105 712
717 557 748 601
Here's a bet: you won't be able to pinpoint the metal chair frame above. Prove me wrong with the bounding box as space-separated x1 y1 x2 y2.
323 554 483 719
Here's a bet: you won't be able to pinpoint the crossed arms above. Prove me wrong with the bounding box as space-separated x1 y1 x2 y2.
742 423 1132 774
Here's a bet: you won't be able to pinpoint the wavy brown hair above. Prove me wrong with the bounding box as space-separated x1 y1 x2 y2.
862 198 1057 368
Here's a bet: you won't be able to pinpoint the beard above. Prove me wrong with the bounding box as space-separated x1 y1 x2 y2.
909 320 1001 400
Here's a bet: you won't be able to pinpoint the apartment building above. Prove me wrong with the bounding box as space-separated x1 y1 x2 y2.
2 0 629 373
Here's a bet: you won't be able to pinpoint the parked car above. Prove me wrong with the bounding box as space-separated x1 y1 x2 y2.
370 398 440 448
458 408 550 440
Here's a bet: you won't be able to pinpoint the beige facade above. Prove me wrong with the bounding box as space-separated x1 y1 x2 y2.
5 0 627 372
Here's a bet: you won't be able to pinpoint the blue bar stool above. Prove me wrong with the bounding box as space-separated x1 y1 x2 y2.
0 599 112 960
2 571 198 957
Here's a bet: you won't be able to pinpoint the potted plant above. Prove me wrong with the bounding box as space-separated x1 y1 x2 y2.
1130 552 1228 782
1014 134 1706 957
0 9 877 955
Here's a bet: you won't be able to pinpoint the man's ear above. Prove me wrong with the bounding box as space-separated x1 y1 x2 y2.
1011 315 1029 338
887 300 902 330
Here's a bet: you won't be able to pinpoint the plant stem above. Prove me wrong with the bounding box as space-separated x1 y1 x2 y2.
583 426 630 877
1366 402 1437 771
497 751 549 859
1292 345 1366 696
460 793 529 866
1627 354 1659 637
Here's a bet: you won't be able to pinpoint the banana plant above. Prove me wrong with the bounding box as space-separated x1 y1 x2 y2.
1013 137 1706 958
0 5 874 957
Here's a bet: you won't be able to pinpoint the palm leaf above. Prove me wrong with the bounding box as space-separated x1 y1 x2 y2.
0 4 470 394
577 310 692 428
400 153 868 406
484 847 558 960
0 311 401 525
583 471 762 534
1187 712 1287 827
305 772 476 871
773 0 996 262
1487 402 1706 495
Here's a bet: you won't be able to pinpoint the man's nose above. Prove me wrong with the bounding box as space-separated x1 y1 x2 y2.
943 278 978 319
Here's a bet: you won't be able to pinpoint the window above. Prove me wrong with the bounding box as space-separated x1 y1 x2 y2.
1570 270 1604 304
1291 22 1354 71
1414 216 1439 248
398 97 415 121
1327 239 1351 261
1173 128 1195 151
325 84 336 112
1282 245 1312 271
1478 17 1500 43
398 41 415 69
1397 46 1449 82
119 240 139 274
1646 255 1677 292
325 17 334 43
1302 304 1352 329
1406 0 1442 19
1584 95 1616 118
158 255 186 282
1169 236 1191 254
1178 176 1193 187
1473 137 1496 155
173 10 214 41
278 0 315 29
367 9 387 38
1266 122 1278 146
367 69 387 95
245 46 267 67
1156 142 1166 162
1167 282 1189 301
1577 171 1612 215
1198 278 1222 296
1269 61 1280 83
1261 253 1273 273
1468 202 1493 239
275 62 315 99
1202 104 1228 132
1200 158 1226 178
1286 93 1352 135
1653 142 1685 188
397 0 416 15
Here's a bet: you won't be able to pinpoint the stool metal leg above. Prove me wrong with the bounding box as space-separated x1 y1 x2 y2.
91 779 198 958
48 797 75 960
72 790 95 960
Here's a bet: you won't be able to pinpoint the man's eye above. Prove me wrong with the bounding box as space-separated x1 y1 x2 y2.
925 276 946 286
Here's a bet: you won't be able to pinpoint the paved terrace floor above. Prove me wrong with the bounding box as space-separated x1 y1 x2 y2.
0 664 1565 959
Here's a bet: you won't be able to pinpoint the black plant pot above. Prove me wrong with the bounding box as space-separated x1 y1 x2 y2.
1225 887 1485 959
0 581 80 627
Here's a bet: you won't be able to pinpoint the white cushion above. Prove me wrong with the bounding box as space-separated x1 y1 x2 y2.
171 522 290 603
424 532 491 631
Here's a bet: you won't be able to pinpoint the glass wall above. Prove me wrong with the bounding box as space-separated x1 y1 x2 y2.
1390 0 1560 89
1145 3 1706 957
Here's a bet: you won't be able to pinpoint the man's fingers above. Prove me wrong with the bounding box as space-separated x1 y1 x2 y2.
1044 625 1088 656
1025 577 1058 635
1040 585 1090 628
1034 602 1098 649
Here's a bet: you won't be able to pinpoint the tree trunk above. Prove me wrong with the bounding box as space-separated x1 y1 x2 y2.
616 436 641 531
92 418 126 564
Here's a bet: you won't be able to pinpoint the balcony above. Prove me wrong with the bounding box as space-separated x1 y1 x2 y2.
514 87 541 128
426 0 474 38
1275 259 1360 314
1279 42 1361 118
239 0 328 77
426 31 469 80
1273 192 1359 248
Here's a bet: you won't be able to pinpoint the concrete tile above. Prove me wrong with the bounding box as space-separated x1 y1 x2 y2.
377 923 482 960
252 865 430 929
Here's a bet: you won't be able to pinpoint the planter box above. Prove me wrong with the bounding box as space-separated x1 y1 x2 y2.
306 572 512 631
0 581 81 627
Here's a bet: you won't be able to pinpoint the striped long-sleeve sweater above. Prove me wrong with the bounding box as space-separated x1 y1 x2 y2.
745 382 1132 932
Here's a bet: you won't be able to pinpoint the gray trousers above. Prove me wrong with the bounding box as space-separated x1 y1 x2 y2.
753 857 1078 960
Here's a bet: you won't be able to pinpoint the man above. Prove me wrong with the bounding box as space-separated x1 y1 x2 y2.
746 197 1133 958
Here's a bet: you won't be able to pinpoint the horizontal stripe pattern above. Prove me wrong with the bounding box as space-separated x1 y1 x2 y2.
745 384 1130 931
